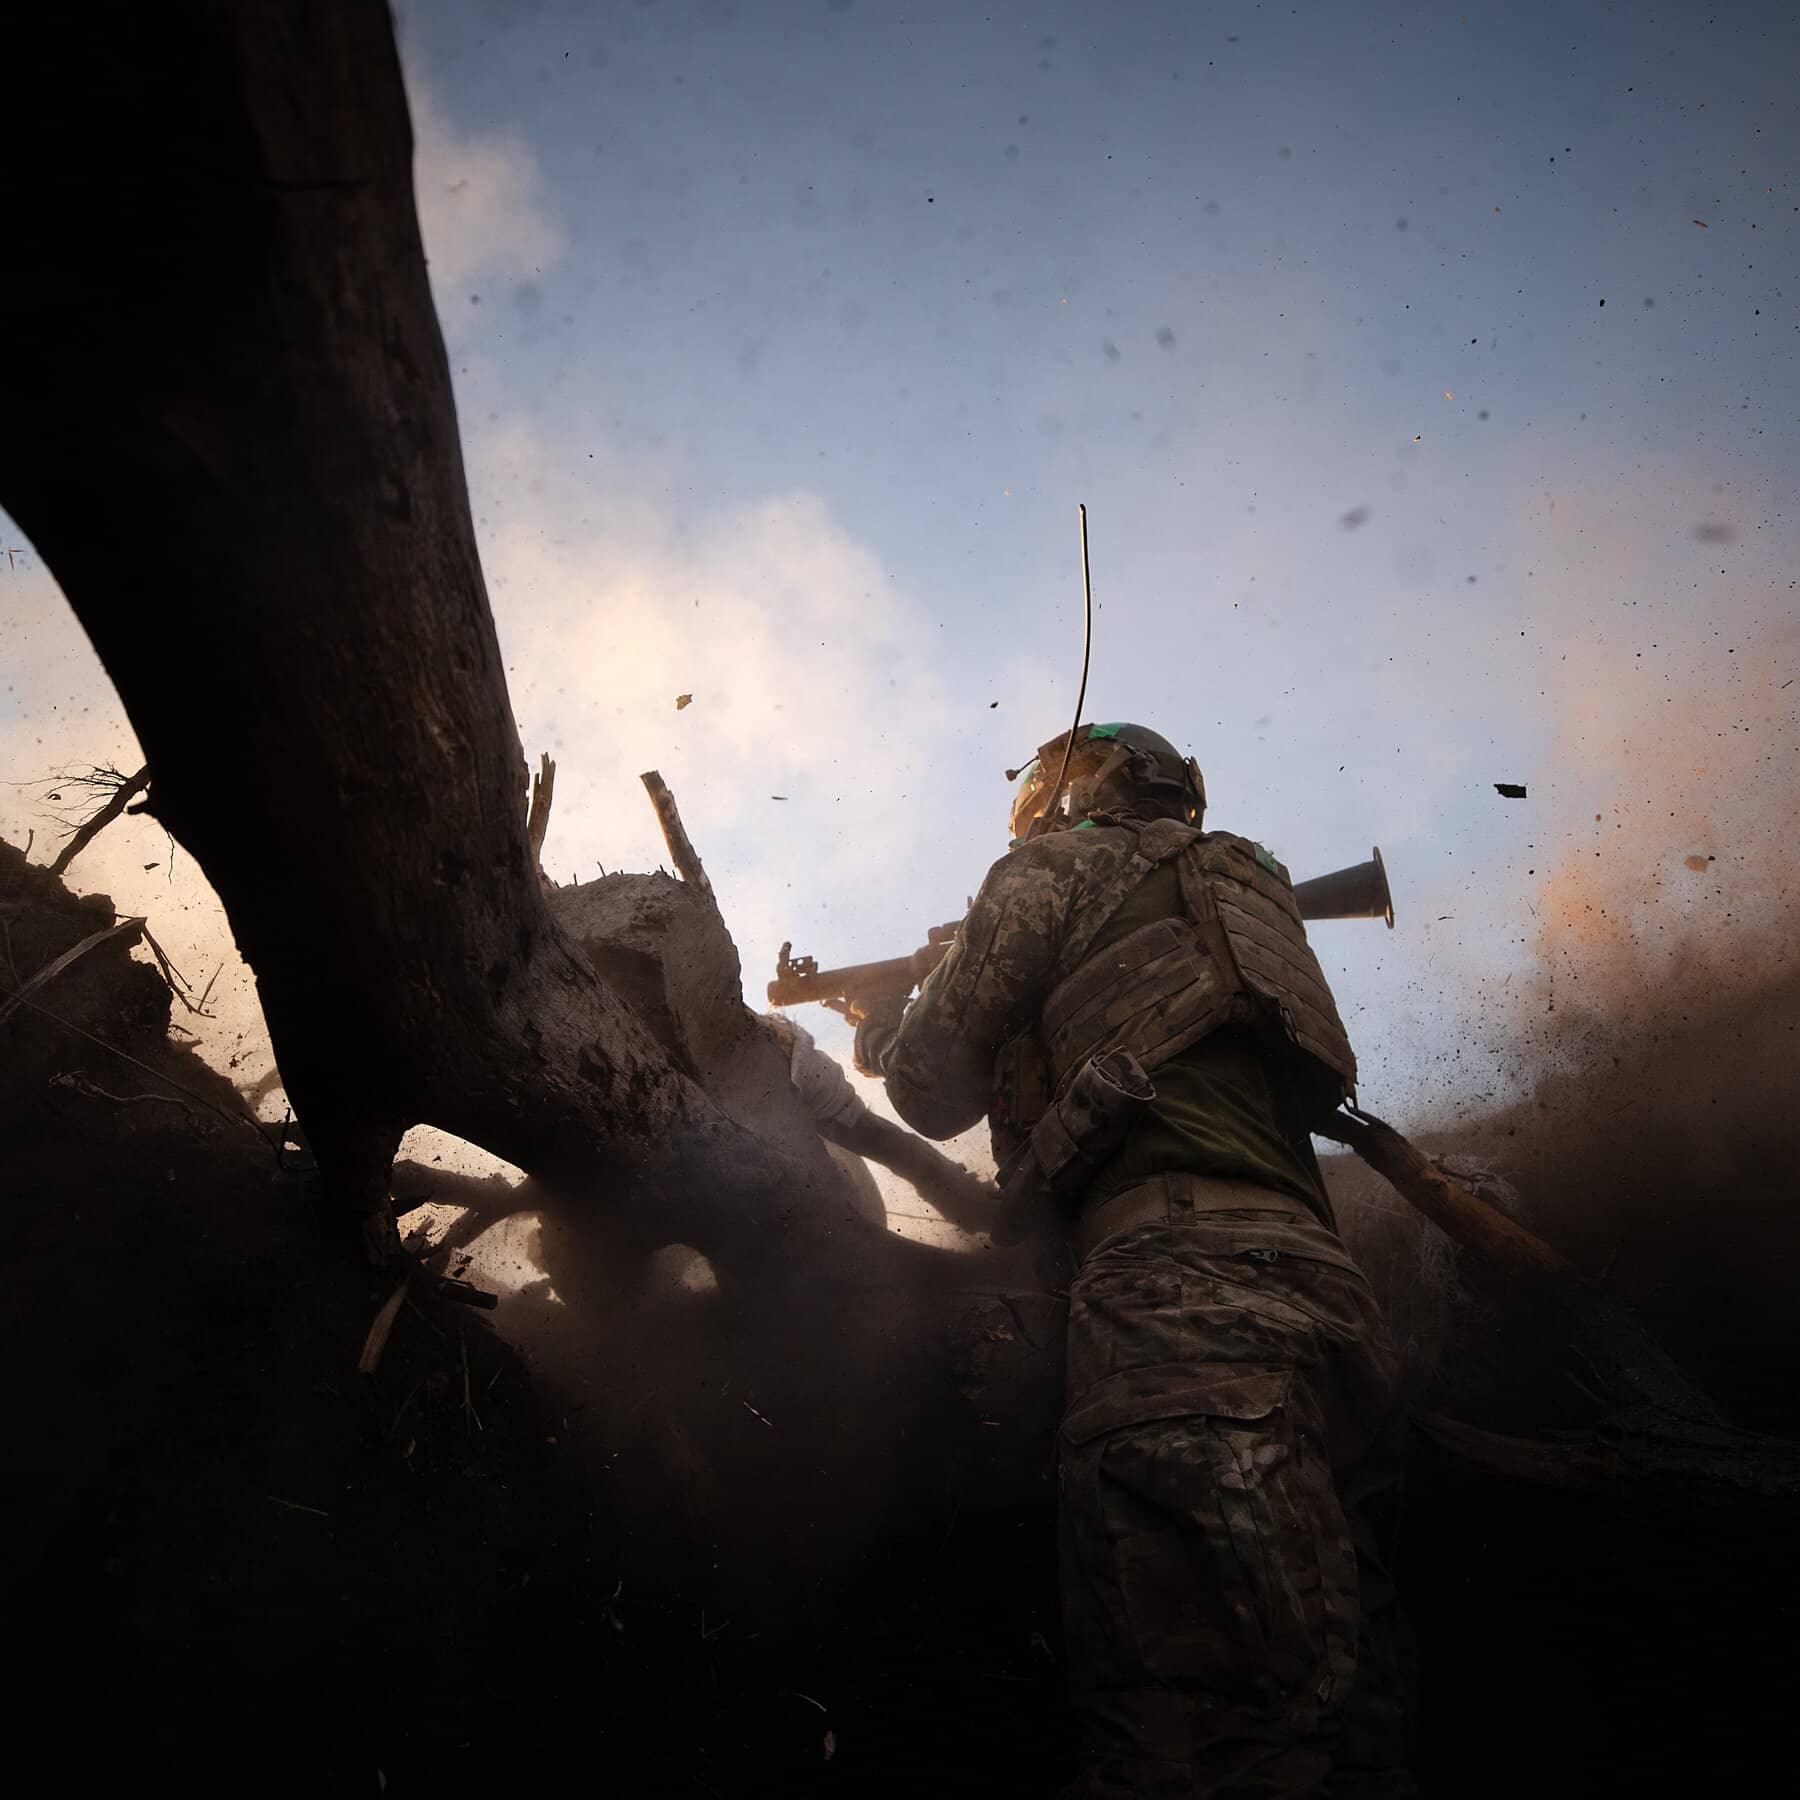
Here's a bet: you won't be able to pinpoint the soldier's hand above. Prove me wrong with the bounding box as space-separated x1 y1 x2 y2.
761 1011 869 1131
851 994 908 1078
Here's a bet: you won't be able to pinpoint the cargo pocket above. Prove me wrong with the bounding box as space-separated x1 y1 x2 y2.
1065 1263 1186 1394
1060 1362 1356 1721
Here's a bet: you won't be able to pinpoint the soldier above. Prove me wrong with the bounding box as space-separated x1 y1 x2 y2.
854 722 1412 1798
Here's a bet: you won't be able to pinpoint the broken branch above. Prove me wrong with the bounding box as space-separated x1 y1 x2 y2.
1322 1104 1723 1421
10 988 273 1146
639 770 713 898
140 924 216 1016
526 751 556 879
50 1070 204 1126
0 915 144 1027
357 1277 410 1375
1317 1106 1575 1292
48 764 151 875
1413 1406 1800 1502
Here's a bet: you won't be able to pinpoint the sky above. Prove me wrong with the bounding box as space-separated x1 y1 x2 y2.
3 0 1796 1205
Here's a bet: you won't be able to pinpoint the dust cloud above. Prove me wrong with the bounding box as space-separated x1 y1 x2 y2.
1335 611 1799 1431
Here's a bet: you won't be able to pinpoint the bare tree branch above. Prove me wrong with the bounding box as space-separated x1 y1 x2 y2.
1317 1106 1575 1291
11 988 271 1145
140 924 217 1016
0 915 143 1026
1319 1105 1722 1421
47 764 151 876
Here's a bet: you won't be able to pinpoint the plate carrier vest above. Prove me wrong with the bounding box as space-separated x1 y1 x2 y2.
989 819 1357 1177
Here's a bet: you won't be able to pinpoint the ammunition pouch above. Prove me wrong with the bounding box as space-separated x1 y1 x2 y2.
989 1049 1156 1246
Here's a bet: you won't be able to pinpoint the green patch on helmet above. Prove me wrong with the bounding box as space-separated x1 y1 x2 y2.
1087 722 1125 740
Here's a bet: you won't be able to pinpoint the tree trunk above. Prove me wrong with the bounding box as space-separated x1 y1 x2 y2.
0 2 828 1265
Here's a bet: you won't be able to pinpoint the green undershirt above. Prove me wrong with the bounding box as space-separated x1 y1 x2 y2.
1078 864 1337 1215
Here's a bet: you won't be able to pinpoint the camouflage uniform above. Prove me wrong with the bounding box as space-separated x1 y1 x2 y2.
875 817 1412 1797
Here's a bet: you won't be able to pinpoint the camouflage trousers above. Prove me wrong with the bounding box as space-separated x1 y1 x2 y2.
1057 1197 1414 1798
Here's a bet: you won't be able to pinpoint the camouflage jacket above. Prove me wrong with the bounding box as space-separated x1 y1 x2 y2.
882 824 1138 1139
883 818 1352 1201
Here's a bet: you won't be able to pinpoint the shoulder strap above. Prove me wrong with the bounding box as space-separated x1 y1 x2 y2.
1055 819 1201 978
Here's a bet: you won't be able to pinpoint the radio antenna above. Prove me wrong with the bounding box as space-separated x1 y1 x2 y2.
1030 503 1094 838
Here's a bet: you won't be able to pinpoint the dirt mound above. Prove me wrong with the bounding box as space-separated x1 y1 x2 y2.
0 841 1066 1793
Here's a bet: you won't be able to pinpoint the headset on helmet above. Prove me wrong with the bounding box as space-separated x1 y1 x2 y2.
1007 722 1206 842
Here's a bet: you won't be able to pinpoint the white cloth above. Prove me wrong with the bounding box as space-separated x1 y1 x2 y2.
761 1012 868 1130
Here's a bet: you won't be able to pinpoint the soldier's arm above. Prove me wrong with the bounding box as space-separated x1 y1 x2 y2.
879 848 1066 1140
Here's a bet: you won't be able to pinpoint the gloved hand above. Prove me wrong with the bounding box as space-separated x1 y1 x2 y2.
851 994 908 1078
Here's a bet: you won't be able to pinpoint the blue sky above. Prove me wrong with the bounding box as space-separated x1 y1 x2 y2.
3 0 1795 1167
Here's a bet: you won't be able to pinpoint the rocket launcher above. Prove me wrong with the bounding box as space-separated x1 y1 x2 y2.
768 848 1393 1017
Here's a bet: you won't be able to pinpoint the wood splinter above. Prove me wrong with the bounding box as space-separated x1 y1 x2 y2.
640 769 713 899
526 751 557 889
356 1278 410 1376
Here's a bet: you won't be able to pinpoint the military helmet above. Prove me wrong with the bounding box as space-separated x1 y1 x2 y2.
1008 721 1206 841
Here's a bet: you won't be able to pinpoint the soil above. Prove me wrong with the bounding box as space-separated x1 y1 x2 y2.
3 840 1793 1795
